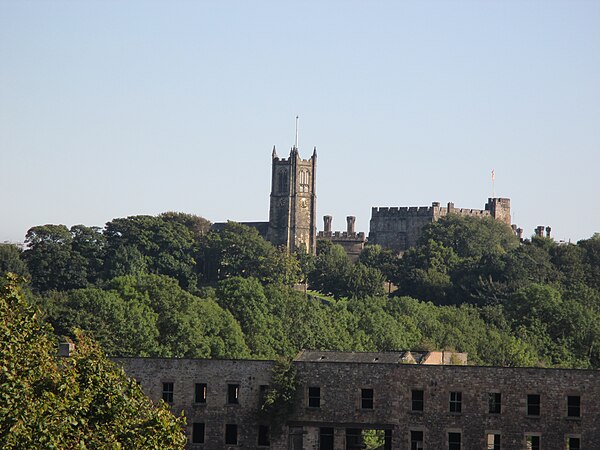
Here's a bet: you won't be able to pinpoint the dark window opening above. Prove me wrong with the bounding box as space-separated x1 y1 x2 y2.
346 428 362 450
361 389 374 409
320 427 334 450
449 391 462 413
448 432 461 450
192 423 204 444
527 394 541 416
259 384 269 404
568 437 581 450
162 382 174 403
227 384 239 404
567 395 581 417
308 386 321 408
258 425 270 446
225 424 238 445
488 393 501 414
410 430 424 450
526 435 540 450
487 433 500 450
384 430 392 450
411 390 424 412
195 383 207 404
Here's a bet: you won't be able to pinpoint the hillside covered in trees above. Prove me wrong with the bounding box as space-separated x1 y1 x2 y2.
2 212 600 368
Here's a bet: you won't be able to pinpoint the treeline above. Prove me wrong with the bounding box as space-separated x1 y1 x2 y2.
1 213 600 368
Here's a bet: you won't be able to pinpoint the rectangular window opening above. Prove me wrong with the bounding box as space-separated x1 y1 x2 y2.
410 430 424 450
361 388 374 409
162 382 174 403
411 390 424 412
567 395 581 417
319 427 334 450
308 386 321 408
527 394 541 416
486 433 501 450
567 437 581 450
488 393 501 414
259 385 269 404
258 425 270 446
195 383 207 404
225 424 238 445
227 384 239 405
448 432 461 450
449 391 462 413
192 422 205 444
526 435 540 450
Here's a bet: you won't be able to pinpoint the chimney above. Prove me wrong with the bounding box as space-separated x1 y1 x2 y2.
546 226 552 238
517 227 523 240
535 226 545 237
323 215 332 234
346 216 356 234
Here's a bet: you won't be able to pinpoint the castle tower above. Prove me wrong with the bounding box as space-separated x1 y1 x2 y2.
485 198 511 225
266 145 317 254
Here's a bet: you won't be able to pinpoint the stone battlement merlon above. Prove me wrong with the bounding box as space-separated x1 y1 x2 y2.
371 206 436 217
318 231 366 240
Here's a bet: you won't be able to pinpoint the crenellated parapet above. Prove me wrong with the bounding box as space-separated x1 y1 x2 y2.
371 206 437 217
318 230 367 240
369 199 512 254
318 215 366 261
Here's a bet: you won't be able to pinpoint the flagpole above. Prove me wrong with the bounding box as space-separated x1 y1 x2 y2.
492 169 495 198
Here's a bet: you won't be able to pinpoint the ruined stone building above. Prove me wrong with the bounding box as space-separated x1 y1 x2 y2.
115 350 596 450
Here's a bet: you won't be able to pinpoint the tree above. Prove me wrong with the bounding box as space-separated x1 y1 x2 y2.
308 241 352 298
0 244 28 278
418 215 519 260
0 274 187 449
358 244 397 283
106 274 250 359
393 239 459 304
198 222 295 285
23 225 88 292
46 288 160 357
104 215 198 290
216 277 277 358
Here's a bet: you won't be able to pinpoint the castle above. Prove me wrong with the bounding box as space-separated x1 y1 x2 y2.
218 145 521 258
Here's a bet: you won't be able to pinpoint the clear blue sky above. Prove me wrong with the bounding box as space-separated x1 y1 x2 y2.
1 1 599 244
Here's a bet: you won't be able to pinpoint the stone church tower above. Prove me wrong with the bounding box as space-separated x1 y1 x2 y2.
266 145 317 255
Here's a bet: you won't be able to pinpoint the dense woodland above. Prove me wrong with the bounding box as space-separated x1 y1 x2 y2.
2 212 600 368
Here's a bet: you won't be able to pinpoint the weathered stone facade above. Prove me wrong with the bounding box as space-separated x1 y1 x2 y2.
317 216 366 262
266 146 317 255
368 198 512 254
115 351 598 450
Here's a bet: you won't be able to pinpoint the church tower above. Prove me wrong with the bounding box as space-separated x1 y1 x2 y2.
266 145 317 255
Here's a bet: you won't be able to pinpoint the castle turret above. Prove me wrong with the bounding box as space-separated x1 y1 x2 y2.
323 215 332 234
485 198 511 225
346 216 356 234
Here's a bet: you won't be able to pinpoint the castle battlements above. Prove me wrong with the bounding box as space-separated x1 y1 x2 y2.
369 199 512 254
371 206 436 217
318 230 366 240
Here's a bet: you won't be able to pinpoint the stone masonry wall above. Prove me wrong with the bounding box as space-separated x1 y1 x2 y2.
114 357 599 449
113 358 283 449
292 361 599 450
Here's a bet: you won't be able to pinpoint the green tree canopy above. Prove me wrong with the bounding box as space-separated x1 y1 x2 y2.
0 274 187 449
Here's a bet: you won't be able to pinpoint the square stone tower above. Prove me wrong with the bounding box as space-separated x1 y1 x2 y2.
267 146 317 255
